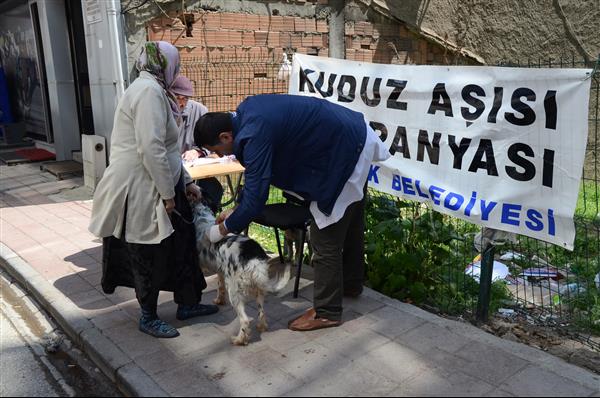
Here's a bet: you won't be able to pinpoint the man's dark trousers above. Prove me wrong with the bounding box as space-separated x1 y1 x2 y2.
310 187 366 321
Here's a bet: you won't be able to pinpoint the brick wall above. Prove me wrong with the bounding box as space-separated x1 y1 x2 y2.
146 8 453 111
345 21 449 65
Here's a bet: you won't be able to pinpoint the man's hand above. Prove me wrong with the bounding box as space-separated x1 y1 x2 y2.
216 208 235 225
182 149 202 161
163 198 176 214
186 183 202 203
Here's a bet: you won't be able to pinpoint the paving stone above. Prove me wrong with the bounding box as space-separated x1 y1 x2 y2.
312 323 390 360
339 309 379 334
161 325 232 360
353 341 432 384
80 327 131 382
342 294 385 315
79 268 103 287
285 361 399 397
115 333 164 360
453 341 530 387
65 286 108 307
365 305 427 339
395 370 497 397
252 321 312 353
90 309 134 331
497 365 596 397
274 340 355 382
486 388 517 397
255 295 313 323
171 380 225 397
152 361 220 395
116 363 168 397
395 322 473 355
105 286 137 305
135 348 183 376
194 348 302 397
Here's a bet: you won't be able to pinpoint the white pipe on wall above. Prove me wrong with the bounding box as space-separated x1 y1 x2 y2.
106 0 125 99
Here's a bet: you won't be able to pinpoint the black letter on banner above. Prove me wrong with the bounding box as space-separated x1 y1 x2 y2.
448 135 472 169
369 121 388 142
461 84 486 127
487 87 503 123
468 139 498 176
389 126 411 158
361 77 382 107
386 79 408 110
505 88 536 126
315 72 336 97
505 143 536 182
427 83 453 116
299 68 316 93
543 149 555 188
544 90 557 130
337 75 357 103
417 130 441 165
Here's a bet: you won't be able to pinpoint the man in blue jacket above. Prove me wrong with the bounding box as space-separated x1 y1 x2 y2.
194 94 389 331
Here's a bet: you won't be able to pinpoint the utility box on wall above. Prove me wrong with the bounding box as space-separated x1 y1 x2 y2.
82 134 106 190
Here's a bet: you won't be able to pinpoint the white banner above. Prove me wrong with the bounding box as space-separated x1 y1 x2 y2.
290 54 592 250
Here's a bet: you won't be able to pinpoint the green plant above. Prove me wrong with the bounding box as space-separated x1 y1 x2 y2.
364 193 488 313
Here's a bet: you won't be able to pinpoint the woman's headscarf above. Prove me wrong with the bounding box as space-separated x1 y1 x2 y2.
136 41 181 122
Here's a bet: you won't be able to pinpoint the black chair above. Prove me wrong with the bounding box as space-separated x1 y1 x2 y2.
252 193 311 298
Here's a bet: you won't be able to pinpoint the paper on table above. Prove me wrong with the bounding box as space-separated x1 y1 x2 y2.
185 157 221 167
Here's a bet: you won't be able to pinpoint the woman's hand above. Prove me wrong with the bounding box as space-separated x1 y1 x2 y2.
186 183 202 203
163 198 176 214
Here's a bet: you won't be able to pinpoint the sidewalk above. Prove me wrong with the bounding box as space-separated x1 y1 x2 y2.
1 163 599 397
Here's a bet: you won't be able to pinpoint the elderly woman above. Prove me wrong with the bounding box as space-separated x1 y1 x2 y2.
89 41 218 338
170 75 208 160
171 75 224 213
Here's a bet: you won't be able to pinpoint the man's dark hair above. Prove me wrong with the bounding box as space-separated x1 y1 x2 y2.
194 112 233 147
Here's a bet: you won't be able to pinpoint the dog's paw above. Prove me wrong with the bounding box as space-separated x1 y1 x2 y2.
231 335 249 346
256 321 269 333
213 297 226 305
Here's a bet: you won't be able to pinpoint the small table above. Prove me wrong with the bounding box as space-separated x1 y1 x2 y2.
184 160 245 208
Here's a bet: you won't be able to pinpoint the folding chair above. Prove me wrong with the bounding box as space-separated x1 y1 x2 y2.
252 192 311 298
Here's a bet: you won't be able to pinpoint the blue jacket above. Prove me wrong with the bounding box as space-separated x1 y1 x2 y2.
225 94 367 233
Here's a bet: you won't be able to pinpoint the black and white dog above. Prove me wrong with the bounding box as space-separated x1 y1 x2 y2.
193 202 291 346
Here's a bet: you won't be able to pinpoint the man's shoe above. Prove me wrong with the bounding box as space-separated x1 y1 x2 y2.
344 287 363 298
176 303 219 321
139 317 180 338
288 308 342 332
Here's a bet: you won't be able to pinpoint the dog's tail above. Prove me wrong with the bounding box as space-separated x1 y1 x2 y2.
265 260 292 293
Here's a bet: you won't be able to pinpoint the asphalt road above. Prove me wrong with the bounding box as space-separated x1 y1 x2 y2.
0 306 63 397
0 271 122 397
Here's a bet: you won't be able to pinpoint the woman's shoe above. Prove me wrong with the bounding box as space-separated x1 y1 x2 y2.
139 316 180 338
176 303 219 321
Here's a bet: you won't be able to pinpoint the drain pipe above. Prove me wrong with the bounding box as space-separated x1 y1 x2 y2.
106 0 126 99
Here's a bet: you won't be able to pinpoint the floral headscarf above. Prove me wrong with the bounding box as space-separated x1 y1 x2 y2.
136 41 181 122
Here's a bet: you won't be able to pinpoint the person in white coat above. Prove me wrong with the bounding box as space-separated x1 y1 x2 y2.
88 41 218 338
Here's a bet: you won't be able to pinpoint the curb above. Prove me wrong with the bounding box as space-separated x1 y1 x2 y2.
0 271 77 397
0 243 169 397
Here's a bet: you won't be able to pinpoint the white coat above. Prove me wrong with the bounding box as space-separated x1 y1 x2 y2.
89 71 191 244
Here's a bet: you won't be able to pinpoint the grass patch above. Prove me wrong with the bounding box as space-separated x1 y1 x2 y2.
576 181 599 222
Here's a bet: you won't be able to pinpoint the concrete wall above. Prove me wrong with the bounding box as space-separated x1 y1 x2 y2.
358 0 599 65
